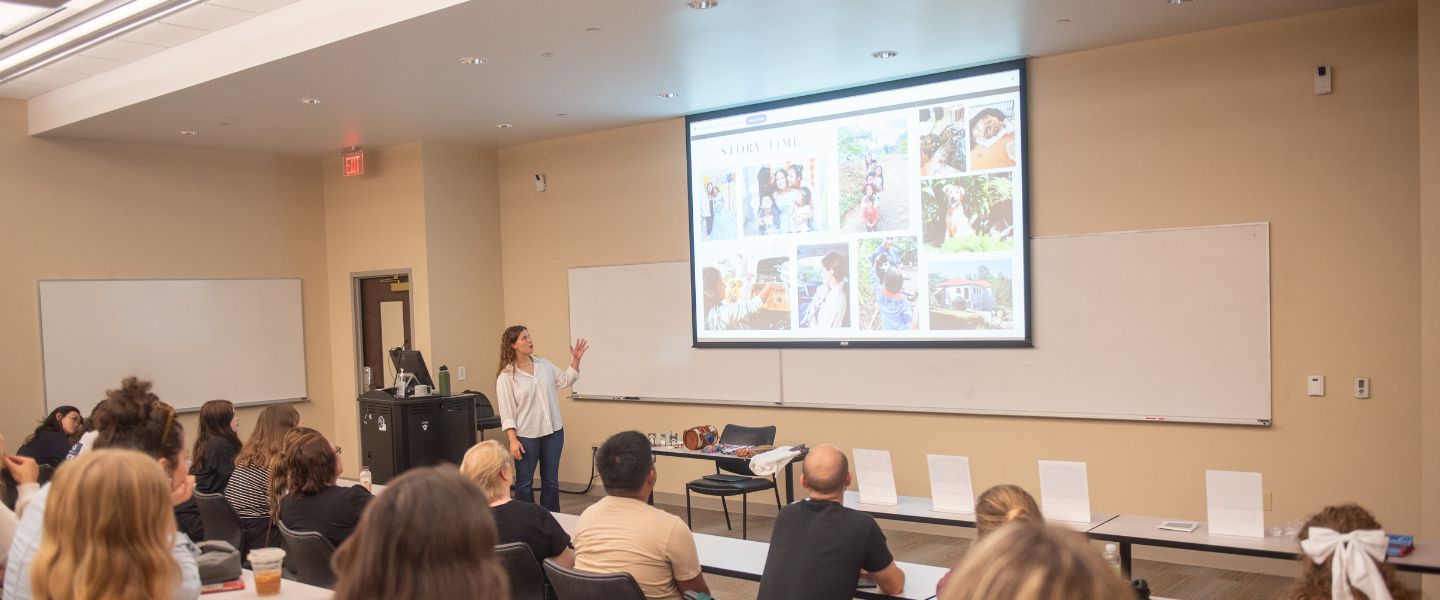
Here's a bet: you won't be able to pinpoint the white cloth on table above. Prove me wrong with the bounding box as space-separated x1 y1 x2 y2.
748 445 799 477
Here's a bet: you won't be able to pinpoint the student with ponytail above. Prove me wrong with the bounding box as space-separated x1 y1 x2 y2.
494 325 588 512
934 484 1044 595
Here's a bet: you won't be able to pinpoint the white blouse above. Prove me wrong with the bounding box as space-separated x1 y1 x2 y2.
496 356 578 439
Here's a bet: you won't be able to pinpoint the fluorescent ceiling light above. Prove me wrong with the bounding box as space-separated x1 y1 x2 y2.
0 2 57 38
0 0 206 84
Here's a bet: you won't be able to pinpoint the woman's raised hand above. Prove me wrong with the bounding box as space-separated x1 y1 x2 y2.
570 338 590 369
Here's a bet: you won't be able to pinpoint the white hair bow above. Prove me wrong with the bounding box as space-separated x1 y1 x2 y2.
1299 526 1391 600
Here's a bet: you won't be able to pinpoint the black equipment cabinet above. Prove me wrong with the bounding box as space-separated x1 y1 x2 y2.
358 389 477 484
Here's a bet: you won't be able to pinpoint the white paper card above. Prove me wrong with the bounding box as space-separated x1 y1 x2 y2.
926 454 975 514
1205 470 1264 538
853 448 898 506
1038 460 1091 523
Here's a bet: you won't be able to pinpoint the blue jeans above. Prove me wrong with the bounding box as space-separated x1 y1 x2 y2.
515 428 564 511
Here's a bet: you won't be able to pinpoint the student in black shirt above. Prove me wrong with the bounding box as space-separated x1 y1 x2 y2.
275 430 372 548
460 440 573 567
190 400 243 494
17 406 81 469
757 444 904 600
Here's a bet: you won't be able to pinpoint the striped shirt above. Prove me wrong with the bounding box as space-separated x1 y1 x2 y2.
223 466 272 519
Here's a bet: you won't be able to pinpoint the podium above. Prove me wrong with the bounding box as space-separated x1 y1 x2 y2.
358 389 477 485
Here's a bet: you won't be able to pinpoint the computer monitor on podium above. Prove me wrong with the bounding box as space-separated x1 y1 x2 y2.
389 348 434 389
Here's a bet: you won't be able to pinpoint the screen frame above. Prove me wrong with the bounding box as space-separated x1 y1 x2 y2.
686 58 1032 349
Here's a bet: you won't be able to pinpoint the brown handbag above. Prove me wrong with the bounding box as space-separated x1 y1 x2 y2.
683 425 718 450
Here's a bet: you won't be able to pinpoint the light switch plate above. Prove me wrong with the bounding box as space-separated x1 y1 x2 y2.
1354 377 1370 399
457 366 467 381
1307 375 1325 397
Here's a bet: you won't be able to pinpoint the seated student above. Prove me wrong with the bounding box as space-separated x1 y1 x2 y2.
17 406 81 470
572 431 708 600
190 400 242 494
934 483 1044 594
459 440 574 567
331 466 507 600
941 521 1133 600
1288 503 1416 600
5 376 201 600
0 435 40 583
757 444 904 600
275 430 372 548
223 404 299 556
29 450 182 600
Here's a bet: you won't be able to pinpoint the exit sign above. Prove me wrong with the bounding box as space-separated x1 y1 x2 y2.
343 148 365 177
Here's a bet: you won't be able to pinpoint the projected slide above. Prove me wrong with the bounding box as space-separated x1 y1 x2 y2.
688 61 1028 347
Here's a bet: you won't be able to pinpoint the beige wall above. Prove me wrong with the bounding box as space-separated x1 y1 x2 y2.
319 141 502 471
497 1 1425 533
422 143 505 403
1418 0 1439 594
320 142 432 471
0 97 333 452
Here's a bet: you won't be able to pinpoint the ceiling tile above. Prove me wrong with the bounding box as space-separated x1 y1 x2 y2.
119 22 207 47
206 0 298 13
47 54 127 75
160 3 254 31
16 68 90 86
80 39 166 62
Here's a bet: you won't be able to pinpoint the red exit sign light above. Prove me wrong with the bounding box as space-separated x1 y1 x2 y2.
343 149 365 177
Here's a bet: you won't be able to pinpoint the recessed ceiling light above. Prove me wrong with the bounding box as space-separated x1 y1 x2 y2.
540 52 556 59
557 113 570 117
215 122 231 126
688 0 718 8
299 98 321 105
496 123 514 129
1056 19 1071 24
585 27 602 32
658 92 679 98
459 57 487 65
871 50 898 59
1168 0 1192 4
178 130 196 136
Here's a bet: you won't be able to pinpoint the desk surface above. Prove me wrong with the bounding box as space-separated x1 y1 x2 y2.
212 570 332 599
554 510 944 600
1087 515 1299 560
651 445 805 462
843 491 1117 533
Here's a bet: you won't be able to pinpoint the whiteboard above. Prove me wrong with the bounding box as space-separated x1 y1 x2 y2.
39 279 308 414
566 224 1271 425
568 263 781 405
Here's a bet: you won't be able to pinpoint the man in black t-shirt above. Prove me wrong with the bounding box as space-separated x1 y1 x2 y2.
756 444 905 600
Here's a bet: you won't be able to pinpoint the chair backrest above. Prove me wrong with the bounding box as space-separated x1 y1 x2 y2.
496 542 547 600
543 558 646 600
192 490 243 550
276 521 337 589
717 424 776 476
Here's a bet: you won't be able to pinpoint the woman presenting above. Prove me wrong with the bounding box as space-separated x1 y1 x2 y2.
496 325 588 511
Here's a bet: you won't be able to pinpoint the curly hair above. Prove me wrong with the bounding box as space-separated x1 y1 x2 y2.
1286 504 1416 600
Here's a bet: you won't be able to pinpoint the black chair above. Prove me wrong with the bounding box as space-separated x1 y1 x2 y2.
684 424 780 540
192 491 243 551
471 391 502 440
275 521 337 589
496 542 546 600
543 558 645 600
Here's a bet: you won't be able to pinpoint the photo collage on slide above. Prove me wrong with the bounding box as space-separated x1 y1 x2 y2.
692 83 1023 340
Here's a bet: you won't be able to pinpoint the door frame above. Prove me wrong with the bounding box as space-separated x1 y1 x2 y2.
350 269 414 397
